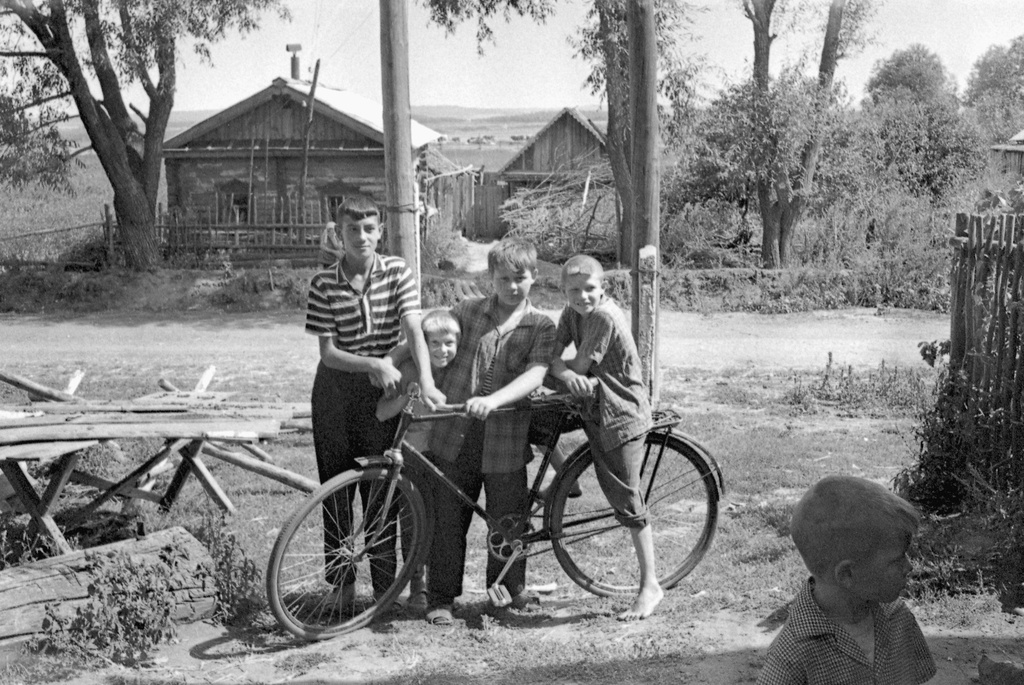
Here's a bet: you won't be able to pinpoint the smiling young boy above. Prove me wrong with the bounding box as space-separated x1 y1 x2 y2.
547 254 662 621
757 475 936 685
423 238 556 626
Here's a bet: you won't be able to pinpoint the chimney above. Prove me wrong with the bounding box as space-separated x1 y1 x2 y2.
286 44 302 80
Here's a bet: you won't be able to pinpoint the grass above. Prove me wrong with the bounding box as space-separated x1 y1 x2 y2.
1 321 1020 682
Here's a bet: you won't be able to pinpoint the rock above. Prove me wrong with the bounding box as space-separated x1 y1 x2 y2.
979 655 1024 685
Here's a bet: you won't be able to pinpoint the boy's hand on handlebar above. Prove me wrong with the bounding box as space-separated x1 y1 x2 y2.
565 373 596 398
465 395 499 420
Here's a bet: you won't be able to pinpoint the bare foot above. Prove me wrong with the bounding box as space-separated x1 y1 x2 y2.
327 582 355 614
618 584 664 621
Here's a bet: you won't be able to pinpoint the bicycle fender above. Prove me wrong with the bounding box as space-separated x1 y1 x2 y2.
667 429 726 497
354 455 393 469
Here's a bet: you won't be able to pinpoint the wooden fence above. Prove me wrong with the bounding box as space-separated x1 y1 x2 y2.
948 212 1024 491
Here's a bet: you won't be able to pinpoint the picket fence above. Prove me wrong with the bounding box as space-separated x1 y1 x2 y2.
948 212 1024 490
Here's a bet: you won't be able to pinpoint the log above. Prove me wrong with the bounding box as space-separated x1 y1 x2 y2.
0 371 80 403
0 526 216 649
0 419 280 445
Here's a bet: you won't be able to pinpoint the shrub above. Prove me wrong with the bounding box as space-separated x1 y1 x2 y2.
32 549 179 665
192 512 265 626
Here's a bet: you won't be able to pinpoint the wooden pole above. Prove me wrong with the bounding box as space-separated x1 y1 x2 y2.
379 0 420 288
627 0 660 404
299 59 321 225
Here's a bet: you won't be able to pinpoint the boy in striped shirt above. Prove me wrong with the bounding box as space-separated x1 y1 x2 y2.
305 195 443 609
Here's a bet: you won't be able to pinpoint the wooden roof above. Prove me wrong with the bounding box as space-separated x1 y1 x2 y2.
497 107 606 176
164 77 441 150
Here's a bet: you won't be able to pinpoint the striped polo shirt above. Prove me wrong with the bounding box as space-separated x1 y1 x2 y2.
305 254 421 358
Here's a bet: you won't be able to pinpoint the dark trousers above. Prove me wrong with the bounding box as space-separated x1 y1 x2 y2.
312 363 400 595
427 422 529 606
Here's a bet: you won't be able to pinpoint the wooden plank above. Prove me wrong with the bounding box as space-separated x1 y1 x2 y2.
38 451 79 514
201 442 316 493
0 419 280 445
0 440 99 462
181 447 236 513
0 371 80 403
160 440 202 511
0 461 72 554
67 471 164 504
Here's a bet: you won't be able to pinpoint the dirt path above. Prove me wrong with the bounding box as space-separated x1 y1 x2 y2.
0 307 947 375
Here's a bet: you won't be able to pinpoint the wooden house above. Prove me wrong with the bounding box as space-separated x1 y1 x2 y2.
496 107 607 195
162 77 443 227
991 128 1024 176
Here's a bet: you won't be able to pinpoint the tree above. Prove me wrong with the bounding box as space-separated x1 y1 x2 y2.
0 0 286 270
865 44 956 105
741 0 874 268
424 0 700 268
964 35 1024 143
568 0 699 266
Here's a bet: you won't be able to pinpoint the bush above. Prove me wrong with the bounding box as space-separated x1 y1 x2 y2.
192 512 265 626
32 549 179 665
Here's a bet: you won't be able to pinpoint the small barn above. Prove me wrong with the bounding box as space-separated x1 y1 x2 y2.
991 128 1024 176
497 107 607 195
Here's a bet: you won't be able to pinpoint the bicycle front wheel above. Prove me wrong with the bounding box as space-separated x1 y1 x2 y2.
266 467 428 640
548 431 720 597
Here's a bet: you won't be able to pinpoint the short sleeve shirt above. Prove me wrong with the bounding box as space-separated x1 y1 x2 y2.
556 297 652 452
756 578 936 685
305 254 421 358
429 295 556 473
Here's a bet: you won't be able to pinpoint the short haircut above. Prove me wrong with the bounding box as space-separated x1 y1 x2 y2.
336 195 379 223
488 238 537 275
791 475 920 578
421 309 461 341
561 254 604 285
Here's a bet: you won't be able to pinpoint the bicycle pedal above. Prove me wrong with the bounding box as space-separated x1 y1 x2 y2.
487 583 512 607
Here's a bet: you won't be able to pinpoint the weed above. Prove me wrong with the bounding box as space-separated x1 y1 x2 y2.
784 354 935 417
191 510 266 626
30 549 179 666
0 520 57 570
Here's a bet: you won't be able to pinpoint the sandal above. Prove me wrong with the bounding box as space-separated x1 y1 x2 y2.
426 605 454 626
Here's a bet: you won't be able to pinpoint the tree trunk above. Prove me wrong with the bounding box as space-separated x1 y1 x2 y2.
746 0 845 270
114 187 160 270
0 526 216 648
597 1 634 267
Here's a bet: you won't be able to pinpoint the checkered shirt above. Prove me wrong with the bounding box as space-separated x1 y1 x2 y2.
429 295 555 473
757 578 936 685
304 254 421 358
555 298 651 452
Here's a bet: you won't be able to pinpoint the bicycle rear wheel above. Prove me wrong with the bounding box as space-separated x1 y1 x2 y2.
548 431 720 597
266 467 428 640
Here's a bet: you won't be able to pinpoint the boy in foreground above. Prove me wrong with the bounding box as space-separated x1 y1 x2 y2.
757 475 936 684
547 254 662 621
424 238 555 626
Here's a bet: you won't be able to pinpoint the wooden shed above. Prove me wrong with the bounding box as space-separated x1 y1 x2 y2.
991 128 1024 176
162 77 442 227
497 107 607 195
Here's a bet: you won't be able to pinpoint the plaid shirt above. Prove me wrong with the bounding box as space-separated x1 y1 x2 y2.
429 295 555 473
555 297 651 452
757 578 936 685
304 254 420 357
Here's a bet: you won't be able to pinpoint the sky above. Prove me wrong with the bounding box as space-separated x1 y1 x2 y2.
168 0 1024 113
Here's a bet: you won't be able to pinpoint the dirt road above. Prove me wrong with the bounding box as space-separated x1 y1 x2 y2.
0 307 947 377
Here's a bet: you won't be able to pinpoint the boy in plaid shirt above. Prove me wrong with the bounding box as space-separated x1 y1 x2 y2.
547 254 661 620
424 239 555 626
757 475 936 684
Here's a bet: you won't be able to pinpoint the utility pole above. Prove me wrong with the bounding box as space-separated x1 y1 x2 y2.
379 0 420 288
628 0 660 404
299 58 320 223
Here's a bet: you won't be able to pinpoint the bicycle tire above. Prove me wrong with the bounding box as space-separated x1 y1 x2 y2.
547 430 720 597
266 466 429 640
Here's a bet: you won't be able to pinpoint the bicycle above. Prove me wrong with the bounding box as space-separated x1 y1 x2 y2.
266 389 724 640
